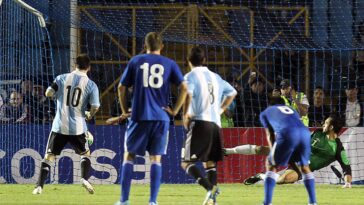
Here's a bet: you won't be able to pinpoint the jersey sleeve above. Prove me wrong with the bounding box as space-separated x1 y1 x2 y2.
220 78 237 97
184 73 195 96
49 75 63 97
89 83 101 108
120 59 134 87
335 138 352 176
169 61 184 86
259 110 269 128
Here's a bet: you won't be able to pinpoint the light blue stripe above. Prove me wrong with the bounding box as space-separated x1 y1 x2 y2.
69 75 81 134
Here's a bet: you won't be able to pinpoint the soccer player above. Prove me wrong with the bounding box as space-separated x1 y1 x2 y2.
225 115 352 188
258 96 316 205
181 46 237 205
32 54 100 195
115 32 188 205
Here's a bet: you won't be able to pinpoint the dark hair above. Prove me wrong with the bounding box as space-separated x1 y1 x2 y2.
328 114 344 134
269 96 286 105
145 32 163 52
76 54 90 70
187 46 205 66
315 86 323 90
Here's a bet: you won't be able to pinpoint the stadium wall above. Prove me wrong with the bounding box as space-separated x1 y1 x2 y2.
0 126 363 185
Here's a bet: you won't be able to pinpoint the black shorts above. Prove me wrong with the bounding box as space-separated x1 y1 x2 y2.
181 120 223 163
45 132 89 155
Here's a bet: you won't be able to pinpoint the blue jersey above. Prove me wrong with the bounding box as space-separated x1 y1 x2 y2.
260 105 311 167
259 105 305 134
120 54 184 121
51 70 100 135
185 66 237 127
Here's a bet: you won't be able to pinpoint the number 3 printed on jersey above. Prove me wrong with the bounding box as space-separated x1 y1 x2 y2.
277 106 294 114
140 63 164 88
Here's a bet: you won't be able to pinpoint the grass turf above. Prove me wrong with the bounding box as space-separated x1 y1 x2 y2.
0 184 363 205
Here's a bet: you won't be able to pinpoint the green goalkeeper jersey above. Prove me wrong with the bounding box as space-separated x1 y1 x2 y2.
309 130 351 176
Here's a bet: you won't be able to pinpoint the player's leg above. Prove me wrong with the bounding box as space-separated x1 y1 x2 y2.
298 129 317 205
149 155 162 205
203 161 220 205
70 133 95 194
263 160 279 205
120 152 136 204
147 121 169 205
301 166 317 205
224 145 270 156
33 153 55 194
33 132 67 194
118 120 148 204
263 138 294 205
181 121 214 204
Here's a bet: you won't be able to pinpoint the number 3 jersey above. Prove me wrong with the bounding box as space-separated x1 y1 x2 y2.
120 54 184 121
184 66 237 127
50 70 100 135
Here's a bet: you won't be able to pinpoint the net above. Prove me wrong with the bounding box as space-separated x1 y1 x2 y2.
0 0 363 186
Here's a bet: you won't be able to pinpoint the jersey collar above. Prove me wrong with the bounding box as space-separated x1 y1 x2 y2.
192 66 209 71
72 70 88 77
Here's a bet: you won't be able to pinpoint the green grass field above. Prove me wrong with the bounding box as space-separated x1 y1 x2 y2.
0 184 363 205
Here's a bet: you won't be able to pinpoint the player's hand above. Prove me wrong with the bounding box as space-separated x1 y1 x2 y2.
105 114 130 125
85 111 92 121
342 182 352 188
183 114 191 129
163 106 177 116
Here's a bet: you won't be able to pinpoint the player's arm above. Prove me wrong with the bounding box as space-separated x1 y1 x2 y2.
164 81 188 116
86 84 101 120
220 94 236 115
45 77 60 98
220 79 237 114
335 138 352 188
182 92 192 129
118 83 130 118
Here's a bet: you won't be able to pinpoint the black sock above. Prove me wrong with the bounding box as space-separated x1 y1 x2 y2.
206 167 217 186
36 161 51 188
80 157 91 180
186 164 213 191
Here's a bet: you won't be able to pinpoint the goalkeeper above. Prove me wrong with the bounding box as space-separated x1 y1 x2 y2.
224 115 352 188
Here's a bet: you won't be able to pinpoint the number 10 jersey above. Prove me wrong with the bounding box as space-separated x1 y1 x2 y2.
50 70 100 135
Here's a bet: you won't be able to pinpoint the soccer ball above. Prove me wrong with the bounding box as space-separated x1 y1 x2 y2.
86 131 94 145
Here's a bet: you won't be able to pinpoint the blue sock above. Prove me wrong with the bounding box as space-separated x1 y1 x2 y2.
303 173 317 204
120 161 133 202
263 171 279 205
150 162 162 203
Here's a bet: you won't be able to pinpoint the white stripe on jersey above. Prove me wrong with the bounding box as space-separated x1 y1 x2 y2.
194 69 210 115
75 76 89 134
60 74 74 134
51 70 94 135
210 71 221 123
185 66 226 127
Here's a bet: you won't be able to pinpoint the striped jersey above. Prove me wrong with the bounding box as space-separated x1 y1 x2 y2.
50 70 100 135
185 66 237 127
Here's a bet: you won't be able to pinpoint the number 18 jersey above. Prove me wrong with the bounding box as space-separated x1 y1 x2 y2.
120 54 184 121
51 70 100 135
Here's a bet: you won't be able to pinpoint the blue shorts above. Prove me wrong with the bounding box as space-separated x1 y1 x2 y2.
124 120 169 156
268 127 311 167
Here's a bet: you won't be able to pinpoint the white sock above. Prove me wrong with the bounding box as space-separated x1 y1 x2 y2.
233 145 257 155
